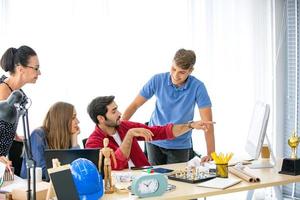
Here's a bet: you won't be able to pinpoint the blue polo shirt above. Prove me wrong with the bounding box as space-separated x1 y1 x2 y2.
140 72 212 149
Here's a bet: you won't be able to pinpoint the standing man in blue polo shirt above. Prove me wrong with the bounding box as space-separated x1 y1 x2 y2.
122 48 215 164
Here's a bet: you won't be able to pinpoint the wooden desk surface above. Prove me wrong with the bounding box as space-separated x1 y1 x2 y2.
103 162 300 200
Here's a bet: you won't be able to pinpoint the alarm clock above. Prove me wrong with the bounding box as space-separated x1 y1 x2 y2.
131 173 168 198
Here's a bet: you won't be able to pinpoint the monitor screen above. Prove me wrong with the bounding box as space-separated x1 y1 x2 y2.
44 148 104 181
245 101 270 160
44 148 100 170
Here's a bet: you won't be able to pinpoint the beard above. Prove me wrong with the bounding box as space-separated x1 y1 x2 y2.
104 117 121 128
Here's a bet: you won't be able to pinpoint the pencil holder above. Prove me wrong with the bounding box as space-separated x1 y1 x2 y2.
216 163 228 178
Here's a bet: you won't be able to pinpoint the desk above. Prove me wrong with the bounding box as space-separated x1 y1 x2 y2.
103 162 300 200
0 176 50 200
1 176 27 192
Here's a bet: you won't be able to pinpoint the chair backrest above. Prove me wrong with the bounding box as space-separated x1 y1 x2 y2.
82 138 88 148
8 140 24 176
143 122 149 157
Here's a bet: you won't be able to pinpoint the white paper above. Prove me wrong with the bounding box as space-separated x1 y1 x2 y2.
187 156 202 167
197 177 241 189
0 176 27 192
0 163 5 179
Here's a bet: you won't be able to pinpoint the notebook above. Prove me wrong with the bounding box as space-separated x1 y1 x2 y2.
197 177 241 189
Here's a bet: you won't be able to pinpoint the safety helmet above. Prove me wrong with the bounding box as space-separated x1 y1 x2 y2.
70 158 103 200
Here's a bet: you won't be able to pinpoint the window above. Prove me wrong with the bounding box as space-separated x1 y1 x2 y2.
283 0 300 197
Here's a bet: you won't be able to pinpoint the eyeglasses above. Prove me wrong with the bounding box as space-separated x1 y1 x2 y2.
26 65 40 72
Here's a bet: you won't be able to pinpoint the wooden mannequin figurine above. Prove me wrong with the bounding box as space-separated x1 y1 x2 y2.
99 138 117 193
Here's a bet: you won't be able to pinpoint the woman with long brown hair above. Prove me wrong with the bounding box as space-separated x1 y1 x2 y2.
20 101 80 180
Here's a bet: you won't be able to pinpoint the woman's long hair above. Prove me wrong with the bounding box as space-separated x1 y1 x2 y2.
42 102 74 149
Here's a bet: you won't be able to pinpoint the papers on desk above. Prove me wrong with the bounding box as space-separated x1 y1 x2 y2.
0 176 26 192
197 177 241 189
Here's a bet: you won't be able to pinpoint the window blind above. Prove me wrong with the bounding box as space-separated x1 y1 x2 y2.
284 0 300 197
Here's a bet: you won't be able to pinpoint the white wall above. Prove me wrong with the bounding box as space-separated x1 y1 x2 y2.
0 0 274 158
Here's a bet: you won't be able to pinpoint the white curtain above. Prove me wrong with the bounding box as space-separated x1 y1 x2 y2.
0 0 273 158
191 0 273 155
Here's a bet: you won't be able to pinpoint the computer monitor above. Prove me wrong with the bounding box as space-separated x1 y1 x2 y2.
245 102 271 167
44 148 101 170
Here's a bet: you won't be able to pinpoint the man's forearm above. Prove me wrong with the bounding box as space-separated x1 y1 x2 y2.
172 120 213 138
123 95 147 120
205 126 215 155
119 132 134 158
122 105 137 120
199 107 215 157
172 123 192 137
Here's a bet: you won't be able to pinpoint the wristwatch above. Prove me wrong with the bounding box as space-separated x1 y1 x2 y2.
188 121 194 129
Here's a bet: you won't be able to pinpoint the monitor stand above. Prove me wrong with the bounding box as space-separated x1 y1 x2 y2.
248 159 274 169
248 135 275 169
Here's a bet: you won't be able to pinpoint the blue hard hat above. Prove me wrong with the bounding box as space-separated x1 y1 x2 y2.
70 158 103 200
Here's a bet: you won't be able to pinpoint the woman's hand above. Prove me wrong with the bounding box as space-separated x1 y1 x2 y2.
0 156 13 174
71 127 80 147
14 134 24 142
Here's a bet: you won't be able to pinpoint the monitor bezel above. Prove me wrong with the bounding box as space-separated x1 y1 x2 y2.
245 102 270 160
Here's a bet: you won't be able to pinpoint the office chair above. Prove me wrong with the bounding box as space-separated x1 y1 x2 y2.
143 122 149 158
82 138 88 148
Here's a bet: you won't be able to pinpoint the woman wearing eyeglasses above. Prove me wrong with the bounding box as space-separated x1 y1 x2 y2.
0 45 41 171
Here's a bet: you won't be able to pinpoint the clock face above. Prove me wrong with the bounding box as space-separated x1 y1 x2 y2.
138 178 159 194
131 173 168 198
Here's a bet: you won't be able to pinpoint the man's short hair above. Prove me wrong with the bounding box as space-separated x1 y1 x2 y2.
173 48 196 70
87 96 115 124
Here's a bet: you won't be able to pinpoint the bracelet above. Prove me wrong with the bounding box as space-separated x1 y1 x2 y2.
188 121 194 129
